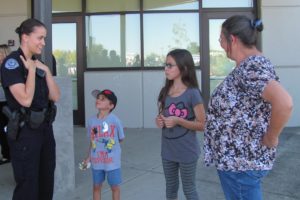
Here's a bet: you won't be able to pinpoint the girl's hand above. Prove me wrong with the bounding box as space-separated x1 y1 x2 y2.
162 116 178 128
20 55 36 71
155 114 165 128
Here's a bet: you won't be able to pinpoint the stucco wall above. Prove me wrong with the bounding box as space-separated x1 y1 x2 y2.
84 70 201 128
261 0 300 126
0 0 30 50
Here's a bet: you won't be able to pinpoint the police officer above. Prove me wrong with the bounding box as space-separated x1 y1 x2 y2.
0 19 60 200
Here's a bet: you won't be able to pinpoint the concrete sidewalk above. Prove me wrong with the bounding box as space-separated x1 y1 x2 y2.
1 127 300 200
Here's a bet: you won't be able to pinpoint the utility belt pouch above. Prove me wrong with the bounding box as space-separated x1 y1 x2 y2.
46 101 57 124
28 109 46 129
2 106 23 140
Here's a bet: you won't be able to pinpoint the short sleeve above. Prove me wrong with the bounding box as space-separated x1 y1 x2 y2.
1 58 25 88
115 117 125 140
191 88 203 107
239 57 278 99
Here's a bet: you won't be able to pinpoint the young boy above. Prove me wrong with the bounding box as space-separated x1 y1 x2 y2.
83 89 125 200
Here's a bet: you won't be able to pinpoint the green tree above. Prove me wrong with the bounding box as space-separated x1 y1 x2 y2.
172 22 189 48
86 38 105 67
53 49 76 77
144 53 164 66
210 51 234 76
187 42 199 54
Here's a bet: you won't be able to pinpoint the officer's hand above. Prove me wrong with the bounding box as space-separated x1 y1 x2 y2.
35 60 49 73
20 55 36 71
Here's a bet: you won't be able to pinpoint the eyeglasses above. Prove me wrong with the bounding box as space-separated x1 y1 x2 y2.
164 63 177 69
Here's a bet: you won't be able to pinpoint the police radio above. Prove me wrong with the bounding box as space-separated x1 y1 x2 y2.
36 68 46 77
32 55 46 78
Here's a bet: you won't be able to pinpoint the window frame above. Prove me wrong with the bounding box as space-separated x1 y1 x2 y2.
52 0 259 108
53 0 257 71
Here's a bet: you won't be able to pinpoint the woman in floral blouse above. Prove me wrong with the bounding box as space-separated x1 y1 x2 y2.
204 15 293 200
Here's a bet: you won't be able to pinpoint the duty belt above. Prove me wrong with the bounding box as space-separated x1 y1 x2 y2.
2 101 57 140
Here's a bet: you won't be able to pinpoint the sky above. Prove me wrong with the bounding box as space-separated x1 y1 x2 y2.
53 23 76 51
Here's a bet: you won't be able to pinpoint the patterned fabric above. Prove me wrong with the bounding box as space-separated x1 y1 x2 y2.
204 55 279 171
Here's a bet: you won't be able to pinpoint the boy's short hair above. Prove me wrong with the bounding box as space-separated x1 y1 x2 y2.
91 89 117 111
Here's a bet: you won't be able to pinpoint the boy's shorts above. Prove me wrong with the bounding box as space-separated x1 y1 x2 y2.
92 168 122 186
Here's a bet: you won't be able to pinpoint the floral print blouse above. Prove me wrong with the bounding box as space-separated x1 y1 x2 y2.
204 55 279 171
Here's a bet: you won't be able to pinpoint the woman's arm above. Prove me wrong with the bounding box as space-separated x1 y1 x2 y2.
9 56 36 107
261 80 293 147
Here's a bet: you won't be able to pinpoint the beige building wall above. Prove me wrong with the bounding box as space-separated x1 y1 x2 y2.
84 70 202 128
0 0 30 50
261 0 300 126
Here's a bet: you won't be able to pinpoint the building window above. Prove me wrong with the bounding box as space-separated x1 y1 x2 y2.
53 0 255 69
143 0 199 10
86 14 141 68
209 19 235 93
52 0 257 114
53 1 256 75
143 13 200 67
202 0 253 8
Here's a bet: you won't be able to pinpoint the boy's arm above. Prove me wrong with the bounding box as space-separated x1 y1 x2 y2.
116 118 125 143
118 128 125 143
84 141 92 163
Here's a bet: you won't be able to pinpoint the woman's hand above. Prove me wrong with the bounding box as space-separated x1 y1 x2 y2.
31 59 60 102
261 132 279 148
34 59 50 74
155 114 165 128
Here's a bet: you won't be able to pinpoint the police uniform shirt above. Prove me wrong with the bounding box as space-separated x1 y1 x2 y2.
0 48 49 111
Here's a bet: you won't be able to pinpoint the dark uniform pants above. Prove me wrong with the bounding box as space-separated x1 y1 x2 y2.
8 123 56 200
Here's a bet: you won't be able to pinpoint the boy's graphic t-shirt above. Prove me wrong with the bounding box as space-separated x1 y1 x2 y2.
87 113 125 171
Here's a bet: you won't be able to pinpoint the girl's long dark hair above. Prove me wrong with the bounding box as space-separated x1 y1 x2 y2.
158 49 199 114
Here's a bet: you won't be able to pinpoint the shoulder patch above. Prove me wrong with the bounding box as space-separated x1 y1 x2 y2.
5 58 19 70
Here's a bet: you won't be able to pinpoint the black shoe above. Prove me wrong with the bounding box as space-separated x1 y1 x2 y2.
0 158 10 165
